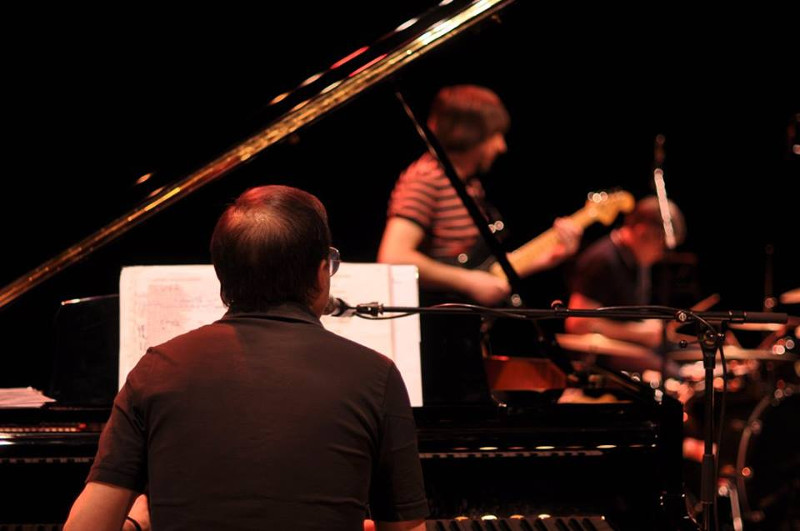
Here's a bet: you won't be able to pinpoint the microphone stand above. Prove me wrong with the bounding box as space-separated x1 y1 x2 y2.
342 300 787 531
652 133 677 394
349 302 786 325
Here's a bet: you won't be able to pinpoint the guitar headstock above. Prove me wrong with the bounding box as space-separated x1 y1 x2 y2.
585 190 635 225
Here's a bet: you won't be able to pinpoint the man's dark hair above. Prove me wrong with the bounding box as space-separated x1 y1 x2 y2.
210 185 331 311
427 85 510 152
624 195 687 245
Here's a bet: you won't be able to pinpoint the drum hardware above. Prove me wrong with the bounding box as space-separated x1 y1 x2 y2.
733 386 799 528
681 370 799 528
716 479 744 531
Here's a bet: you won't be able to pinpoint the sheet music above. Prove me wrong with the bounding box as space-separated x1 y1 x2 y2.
119 263 422 406
322 263 394 356
119 265 227 387
321 263 422 406
389 265 422 406
0 387 56 408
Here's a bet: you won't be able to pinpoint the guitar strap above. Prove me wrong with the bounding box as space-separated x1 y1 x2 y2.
425 194 503 271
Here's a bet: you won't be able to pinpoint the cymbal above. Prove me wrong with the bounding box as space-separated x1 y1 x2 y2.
729 315 800 331
780 288 800 304
667 345 798 362
555 333 653 359
729 322 786 331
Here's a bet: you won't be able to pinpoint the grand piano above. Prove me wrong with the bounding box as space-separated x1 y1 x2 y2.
2 2 797 530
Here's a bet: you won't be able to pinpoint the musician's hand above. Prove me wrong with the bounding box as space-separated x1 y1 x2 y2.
462 269 511 306
553 217 583 257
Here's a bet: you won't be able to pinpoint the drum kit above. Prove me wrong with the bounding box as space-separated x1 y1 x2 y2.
556 291 800 530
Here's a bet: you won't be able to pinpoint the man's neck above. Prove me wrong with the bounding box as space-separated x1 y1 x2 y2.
447 152 478 180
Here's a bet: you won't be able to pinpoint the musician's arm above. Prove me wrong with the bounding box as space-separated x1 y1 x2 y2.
64 481 138 531
378 217 509 306
565 292 663 348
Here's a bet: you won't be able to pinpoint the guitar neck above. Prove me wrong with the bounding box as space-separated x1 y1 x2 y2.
490 207 597 279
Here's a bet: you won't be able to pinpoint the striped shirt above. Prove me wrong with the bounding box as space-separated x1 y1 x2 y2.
387 153 491 261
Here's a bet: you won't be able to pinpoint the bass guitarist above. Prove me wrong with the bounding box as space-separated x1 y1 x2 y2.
377 85 588 404
378 85 583 306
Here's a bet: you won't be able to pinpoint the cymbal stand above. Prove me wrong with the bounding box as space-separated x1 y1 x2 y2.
694 318 727 531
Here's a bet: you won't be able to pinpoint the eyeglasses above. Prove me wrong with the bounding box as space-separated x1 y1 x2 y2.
328 246 341 276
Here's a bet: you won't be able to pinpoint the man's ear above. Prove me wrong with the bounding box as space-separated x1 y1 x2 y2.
318 258 329 287
310 258 331 317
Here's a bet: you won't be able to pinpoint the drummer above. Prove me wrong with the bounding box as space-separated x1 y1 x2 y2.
565 196 686 374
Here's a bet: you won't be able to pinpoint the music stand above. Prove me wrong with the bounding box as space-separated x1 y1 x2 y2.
49 294 119 407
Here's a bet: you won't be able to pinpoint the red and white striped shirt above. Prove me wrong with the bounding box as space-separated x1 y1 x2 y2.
387 153 491 261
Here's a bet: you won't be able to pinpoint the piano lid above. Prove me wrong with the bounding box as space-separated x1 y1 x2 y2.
0 0 513 310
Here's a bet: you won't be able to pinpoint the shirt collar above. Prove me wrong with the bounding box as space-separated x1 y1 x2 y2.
221 302 322 327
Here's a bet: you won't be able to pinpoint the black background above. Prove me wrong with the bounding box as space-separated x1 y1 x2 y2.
2 3 797 388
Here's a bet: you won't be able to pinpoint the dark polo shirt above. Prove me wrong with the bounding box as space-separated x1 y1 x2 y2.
571 234 650 308
88 303 427 530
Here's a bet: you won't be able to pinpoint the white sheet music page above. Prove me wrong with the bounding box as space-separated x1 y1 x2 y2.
387 265 422 407
322 263 394 356
321 263 422 406
119 265 226 387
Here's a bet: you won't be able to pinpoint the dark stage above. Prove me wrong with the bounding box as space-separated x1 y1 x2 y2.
2 3 796 387
0 2 797 528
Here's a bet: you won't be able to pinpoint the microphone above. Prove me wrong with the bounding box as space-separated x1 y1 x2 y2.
323 296 357 317
652 134 677 250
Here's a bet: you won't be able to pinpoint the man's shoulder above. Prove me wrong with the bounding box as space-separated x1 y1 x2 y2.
316 327 396 367
574 236 618 275
151 320 232 350
579 236 616 262
400 153 445 183
145 317 396 378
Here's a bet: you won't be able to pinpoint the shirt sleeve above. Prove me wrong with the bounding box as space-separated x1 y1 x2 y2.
86 352 151 492
387 158 439 231
368 363 429 522
571 249 615 305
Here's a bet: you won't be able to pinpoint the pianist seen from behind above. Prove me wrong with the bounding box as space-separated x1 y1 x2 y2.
64 185 428 531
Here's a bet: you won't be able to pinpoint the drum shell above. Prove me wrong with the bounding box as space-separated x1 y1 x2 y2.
683 385 800 529
734 387 800 528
